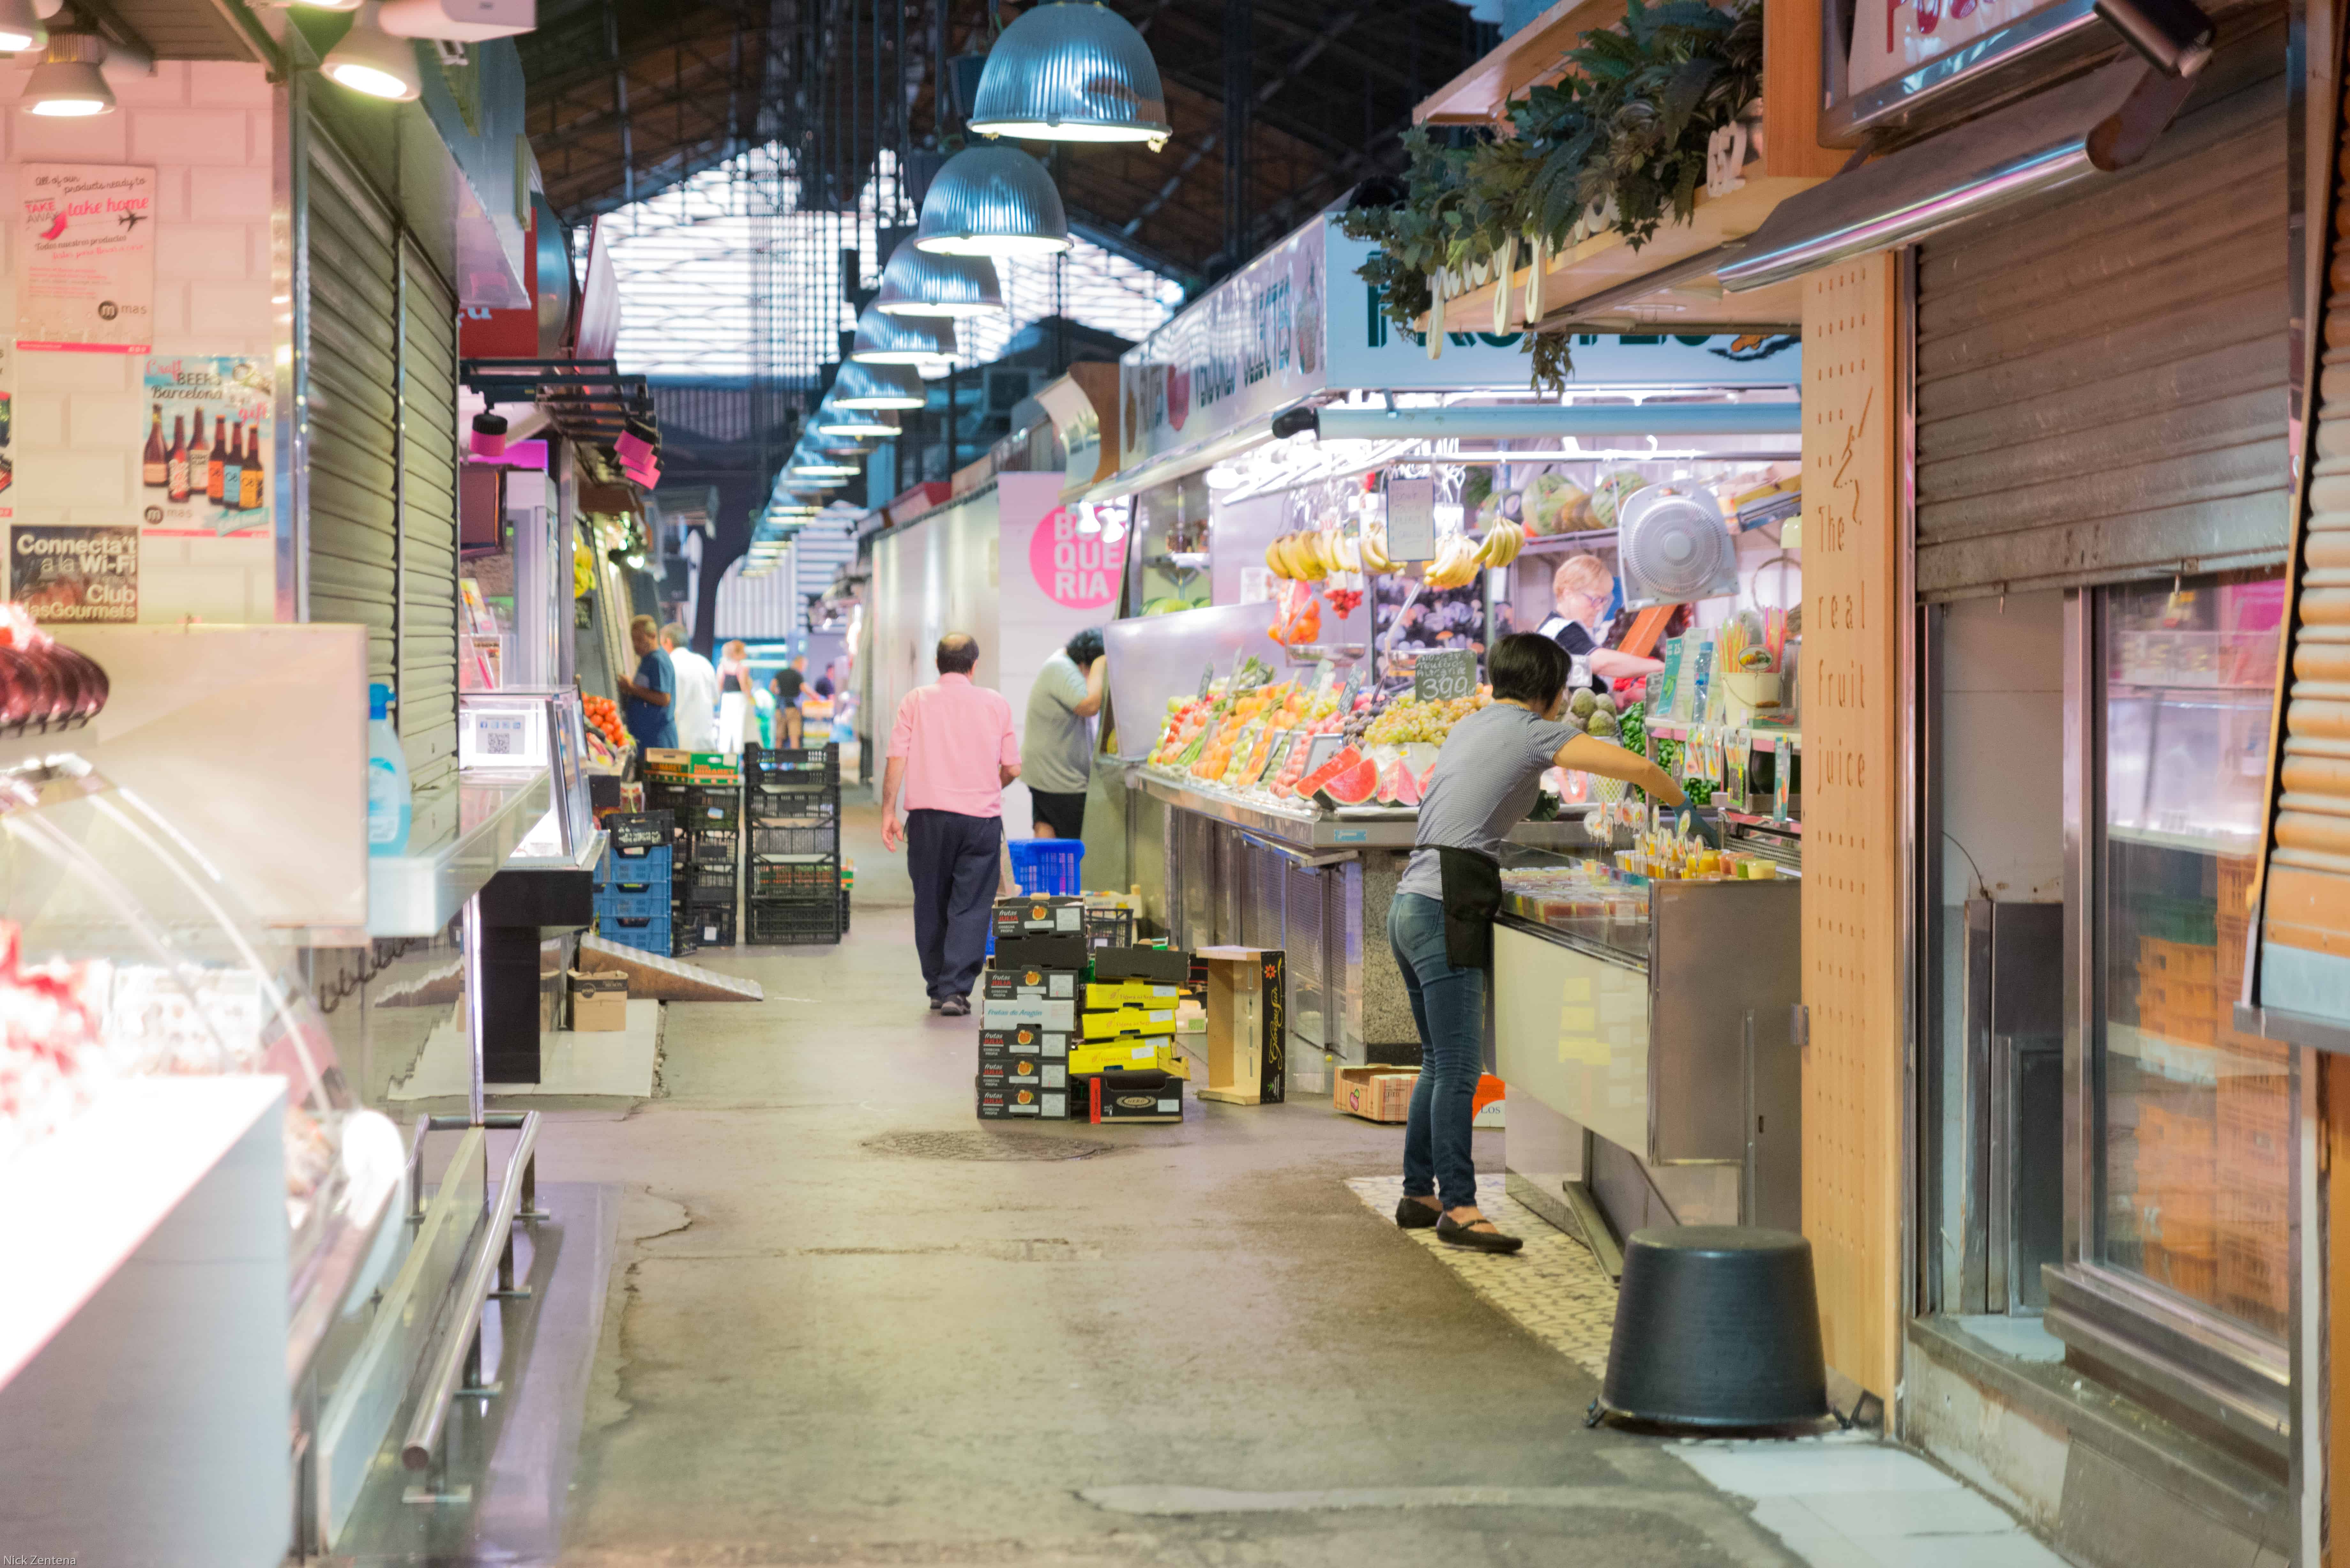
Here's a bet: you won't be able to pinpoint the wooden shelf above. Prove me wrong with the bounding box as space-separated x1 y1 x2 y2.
1416 0 1630 125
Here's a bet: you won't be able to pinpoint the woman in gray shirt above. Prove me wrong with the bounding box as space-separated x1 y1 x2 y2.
1391 632 1682 1252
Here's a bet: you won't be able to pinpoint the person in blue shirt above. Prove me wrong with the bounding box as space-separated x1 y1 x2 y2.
617 614 677 749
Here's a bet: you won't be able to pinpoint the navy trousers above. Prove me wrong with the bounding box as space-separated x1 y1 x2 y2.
907 808 1001 1001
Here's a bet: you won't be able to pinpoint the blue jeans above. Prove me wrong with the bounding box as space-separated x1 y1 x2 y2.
1388 892 1484 1212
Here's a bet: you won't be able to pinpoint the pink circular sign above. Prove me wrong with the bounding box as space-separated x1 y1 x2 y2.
1029 507 1126 609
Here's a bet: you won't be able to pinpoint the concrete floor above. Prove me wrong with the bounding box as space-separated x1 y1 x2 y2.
530 802 1811 1568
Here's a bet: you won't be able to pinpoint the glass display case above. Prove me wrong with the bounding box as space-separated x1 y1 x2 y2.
0 754 386 1273
2096 572 2289 1339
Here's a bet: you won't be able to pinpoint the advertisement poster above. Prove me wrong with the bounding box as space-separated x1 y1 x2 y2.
1028 504 1127 611
11 524 136 622
140 355 272 537
19 165 155 354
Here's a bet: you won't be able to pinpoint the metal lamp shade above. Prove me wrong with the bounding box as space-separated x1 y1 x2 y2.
832 361 928 410
914 146 1070 258
815 403 900 438
969 1 1170 147
875 241 1004 319
23 34 113 116
321 4 421 102
850 308 957 366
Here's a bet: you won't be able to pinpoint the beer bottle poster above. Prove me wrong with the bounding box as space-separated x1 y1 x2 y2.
140 355 272 538
11 524 136 623
19 165 154 354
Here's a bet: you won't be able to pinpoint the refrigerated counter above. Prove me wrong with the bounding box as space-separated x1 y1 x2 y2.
1134 770 1598 1094
1492 852 1802 1262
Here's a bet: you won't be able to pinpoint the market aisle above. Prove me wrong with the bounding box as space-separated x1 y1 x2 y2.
533 800 1805 1568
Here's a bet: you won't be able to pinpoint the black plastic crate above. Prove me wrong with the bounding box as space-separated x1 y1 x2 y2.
752 821 838 857
840 889 852 932
746 741 840 783
751 859 841 900
685 880 737 907
684 905 737 947
687 835 738 866
605 810 675 849
748 901 842 945
748 784 839 819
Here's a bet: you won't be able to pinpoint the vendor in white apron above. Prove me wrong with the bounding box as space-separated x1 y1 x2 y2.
1535 553 1665 695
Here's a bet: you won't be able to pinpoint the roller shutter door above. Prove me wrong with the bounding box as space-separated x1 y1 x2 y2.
2256 71 2350 1018
304 126 459 790
399 242 459 791
1913 75 2289 601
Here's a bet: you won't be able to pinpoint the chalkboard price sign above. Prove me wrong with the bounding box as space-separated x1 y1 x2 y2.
1414 648 1479 702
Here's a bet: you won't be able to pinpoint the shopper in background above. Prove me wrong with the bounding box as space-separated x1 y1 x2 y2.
814 662 837 701
772 656 807 748
716 640 753 754
1023 627 1105 841
1390 632 1682 1253
880 634 1020 1016
616 614 677 750
660 623 718 751
1540 553 1664 693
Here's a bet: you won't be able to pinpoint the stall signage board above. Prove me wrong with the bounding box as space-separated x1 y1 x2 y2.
1414 649 1478 702
1115 216 1803 487
1387 478 1436 562
19 165 154 354
1846 0 2071 96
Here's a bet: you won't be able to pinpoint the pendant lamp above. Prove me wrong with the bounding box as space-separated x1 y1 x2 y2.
0 0 46 54
875 241 1004 319
816 404 901 439
322 4 422 102
968 1 1171 148
23 33 113 116
914 146 1070 258
850 307 957 366
832 361 929 410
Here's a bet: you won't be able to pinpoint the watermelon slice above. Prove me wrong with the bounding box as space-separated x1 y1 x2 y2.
1393 758 1424 807
1295 744 1364 800
1315 753 1381 808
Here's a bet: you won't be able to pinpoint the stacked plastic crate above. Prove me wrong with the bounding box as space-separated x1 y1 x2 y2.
594 810 675 955
642 751 742 955
744 741 843 944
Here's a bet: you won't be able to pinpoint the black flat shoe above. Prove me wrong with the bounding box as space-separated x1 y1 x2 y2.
1395 1196 1441 1230
940 994 971 1017
929 997 944 1012
1436 1216 1524 1254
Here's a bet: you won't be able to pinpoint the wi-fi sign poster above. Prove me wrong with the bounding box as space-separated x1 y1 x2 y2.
19 164 154 354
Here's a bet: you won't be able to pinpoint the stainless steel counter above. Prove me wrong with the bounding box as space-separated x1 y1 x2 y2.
1132 769 1597 852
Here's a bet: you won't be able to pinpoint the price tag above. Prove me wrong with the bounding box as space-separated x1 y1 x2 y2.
1414 648 1479 702
1198 663 1215 699
1387 477 1435 562
1303 733 1347 775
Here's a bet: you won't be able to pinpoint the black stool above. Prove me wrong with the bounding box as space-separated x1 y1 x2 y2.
1597 1225 1828 1429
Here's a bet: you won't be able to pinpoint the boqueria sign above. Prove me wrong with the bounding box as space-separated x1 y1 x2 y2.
1112 215 1803 493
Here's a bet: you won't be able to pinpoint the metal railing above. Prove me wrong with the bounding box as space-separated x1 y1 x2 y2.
398 1110 545 1500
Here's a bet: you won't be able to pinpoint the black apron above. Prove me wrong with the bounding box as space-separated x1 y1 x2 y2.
1435 846 1503 971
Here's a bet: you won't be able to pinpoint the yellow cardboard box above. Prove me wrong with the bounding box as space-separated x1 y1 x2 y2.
1082 1005 1178 1041
1083 980 1183 1010
1068 1037 1179 1075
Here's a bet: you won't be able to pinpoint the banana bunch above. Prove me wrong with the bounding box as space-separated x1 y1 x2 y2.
1263 530 1335 581
1475 518 1525 569
1422 534 1485 591
1359 521 1394 574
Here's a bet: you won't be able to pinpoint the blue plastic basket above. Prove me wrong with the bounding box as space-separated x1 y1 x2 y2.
1008 838 1084 896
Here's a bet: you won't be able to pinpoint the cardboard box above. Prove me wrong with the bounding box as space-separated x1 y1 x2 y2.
568 968 629 1032
1082 1005 1178 1041
976 1080 1071 1120
978 1056 1069 1093
993 895 1086 936
1084 980 1183 1010
982 965 1080 1001
1195 946 1285 1105
979 994 1076 1031
994 933 1087 971
979 1026 1071 1061
1334 1065 1419 1124
1078 1069 1185 1123
1091 945 1191 985
1069 1037 1177 1075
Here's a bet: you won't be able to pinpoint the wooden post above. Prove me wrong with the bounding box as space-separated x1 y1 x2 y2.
1800 252 1904 1400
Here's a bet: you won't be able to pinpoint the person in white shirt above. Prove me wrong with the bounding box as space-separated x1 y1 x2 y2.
659 624 720 751
716 639 753 754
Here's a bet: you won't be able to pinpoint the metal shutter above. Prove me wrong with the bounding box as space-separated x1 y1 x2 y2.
304 126 460 790
2255 70 2350 1018
1913 76 2289 601
399 242 459 791
304 136 399 687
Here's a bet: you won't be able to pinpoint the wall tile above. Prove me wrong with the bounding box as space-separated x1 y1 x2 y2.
16 448 127 506
15 111 127 163
110 63 191 108
187 63 270 110
18 352 131 393
68 391 144 449
148 280 190 339
11 391 62 448
189 165 270 222
187 281 272 337
150 165 188 223
153 224 251 281
129 110 249 167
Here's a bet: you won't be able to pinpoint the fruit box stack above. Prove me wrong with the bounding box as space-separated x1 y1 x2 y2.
1074 945 1193 1124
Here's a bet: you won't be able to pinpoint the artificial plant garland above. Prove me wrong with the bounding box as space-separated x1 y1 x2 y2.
1338 0 1763 392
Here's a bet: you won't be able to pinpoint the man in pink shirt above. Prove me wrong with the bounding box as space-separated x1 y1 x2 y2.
881 634 1020 1015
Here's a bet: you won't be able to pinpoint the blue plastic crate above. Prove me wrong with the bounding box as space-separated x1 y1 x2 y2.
599 915 671 953
597 843 672 884
1007 839 1084 896
593 885 669 921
